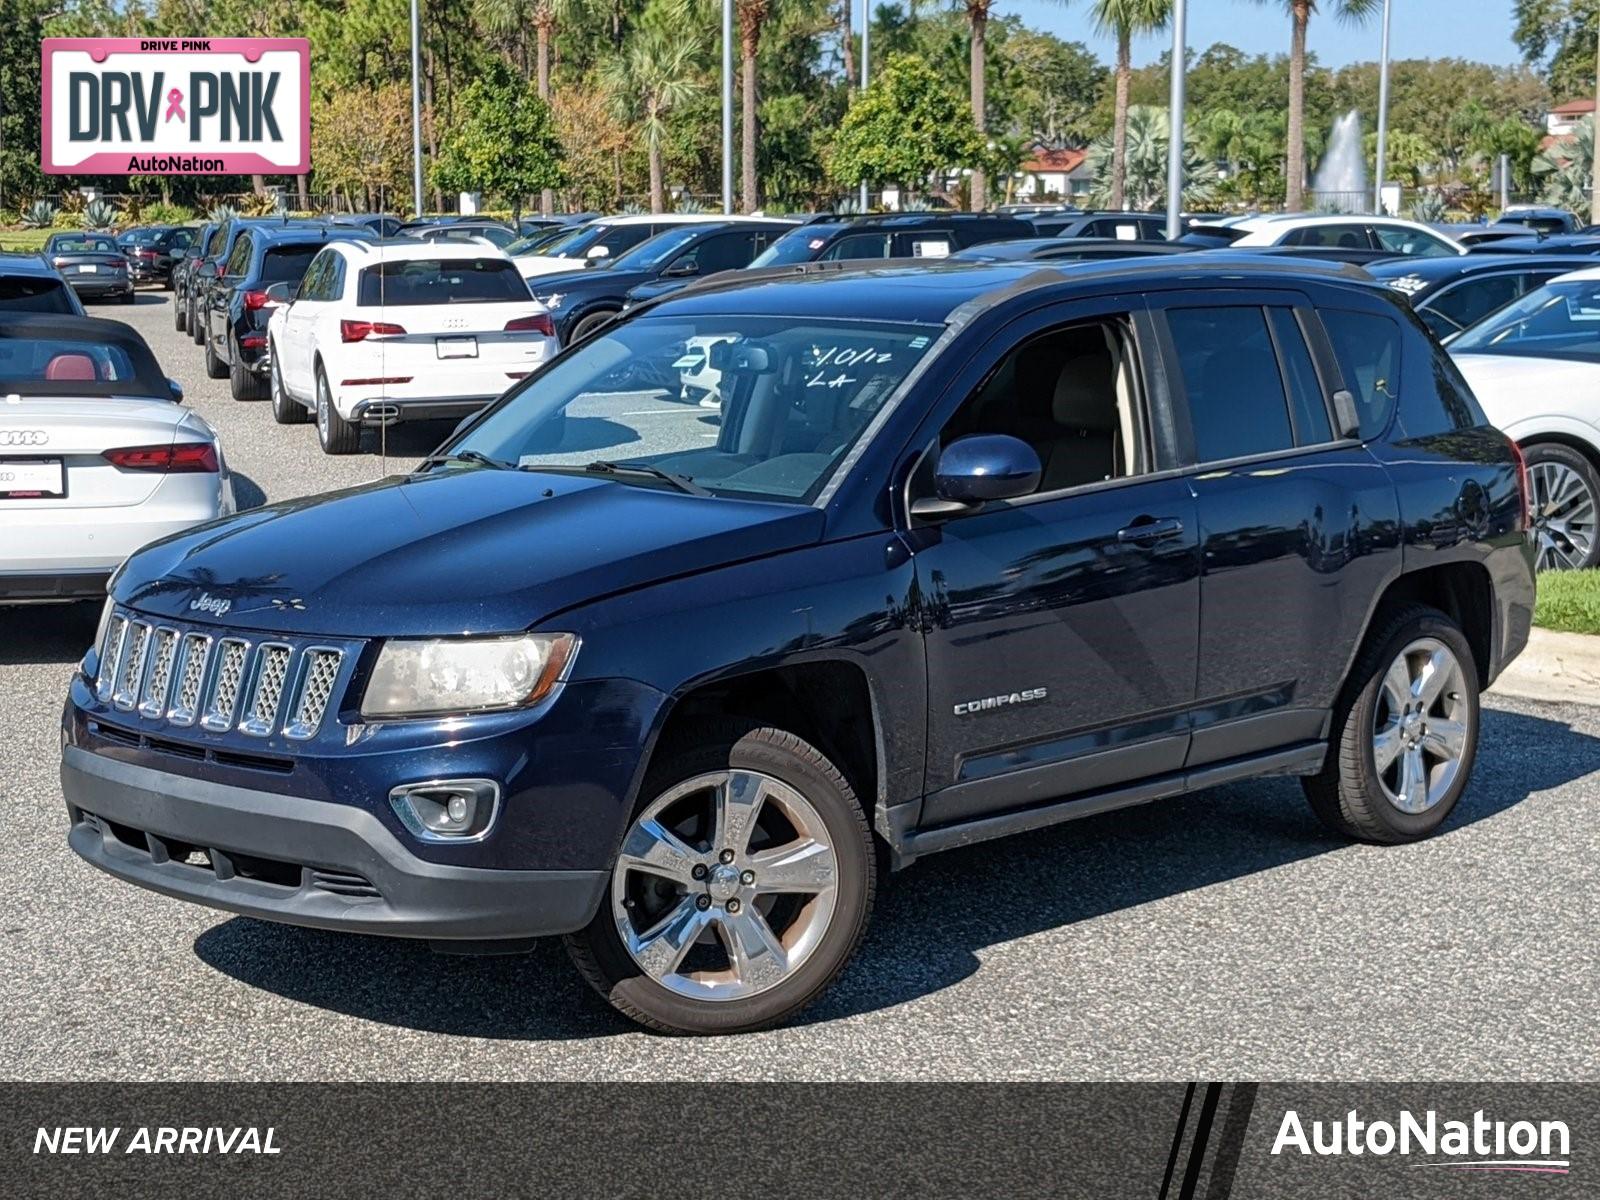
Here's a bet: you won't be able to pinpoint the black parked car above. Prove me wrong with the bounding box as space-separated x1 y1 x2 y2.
1026 210 1174 240
63 256 1533 1034
117 224 195 287
529 219 794 343
170 222 217 328
41 232 133 304
749 212 1033 267
952 237 1197 264
200 224 378 399
398 218 518 248
1466 233 1600 256
329 213 404 238
0 253 87 315
1365 253 1587 339
186 216 323 345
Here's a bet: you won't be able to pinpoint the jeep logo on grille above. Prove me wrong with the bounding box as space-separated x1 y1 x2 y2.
189 591 231 616
0 430 48 446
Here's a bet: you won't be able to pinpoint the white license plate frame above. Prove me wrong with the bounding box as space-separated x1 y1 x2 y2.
436 336 478 359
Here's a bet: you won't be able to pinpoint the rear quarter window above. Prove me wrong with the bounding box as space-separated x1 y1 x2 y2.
1320 309 1402 438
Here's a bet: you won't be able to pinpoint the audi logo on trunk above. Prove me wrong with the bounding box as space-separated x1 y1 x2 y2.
0 430 48 446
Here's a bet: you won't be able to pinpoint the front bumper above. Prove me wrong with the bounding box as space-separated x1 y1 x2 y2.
63 746 608 940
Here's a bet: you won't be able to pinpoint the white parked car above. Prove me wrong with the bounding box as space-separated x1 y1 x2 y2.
1190 214 1465 257
265 241 556 454
515 215 733 280
0 314 234 602
1450 266 1600 570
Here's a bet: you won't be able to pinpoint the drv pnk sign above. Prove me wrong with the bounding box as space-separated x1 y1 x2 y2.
42 38 309 175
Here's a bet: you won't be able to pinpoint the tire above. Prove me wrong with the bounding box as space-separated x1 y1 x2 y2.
229 341 267 401
270 349 307 424
315 364 360 454
565 722 875 1035
569 309 618 343
190 299 205 344
1523 441 1600 571
173 294 187 332
203 334 228 380
120 290 135 304
1303 605 1480 844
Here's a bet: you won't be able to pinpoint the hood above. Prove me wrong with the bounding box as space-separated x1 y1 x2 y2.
518 254 593 278
1451 352 1600 429
114 467 825 637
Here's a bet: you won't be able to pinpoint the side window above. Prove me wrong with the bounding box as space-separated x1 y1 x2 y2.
598 226 652 257
299 251 333 300
1373 225 1457 258
683 232 758 274
894 230 953 258
1426 274 1521 334
819 233 890 261
327 256 348 300
1267 309 1334 444
1166 306 1296 462
1321 309 1402 438
940 317 1144 493
1286 224 1371 249
224 235 252 276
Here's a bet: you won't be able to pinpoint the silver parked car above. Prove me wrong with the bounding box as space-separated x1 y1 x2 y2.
0 315 235 602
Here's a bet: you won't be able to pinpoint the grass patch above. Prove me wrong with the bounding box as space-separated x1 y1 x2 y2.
0 229 51 252
1534 569 1600 635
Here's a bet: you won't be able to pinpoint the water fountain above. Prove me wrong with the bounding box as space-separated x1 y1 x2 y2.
1309 110 1368 213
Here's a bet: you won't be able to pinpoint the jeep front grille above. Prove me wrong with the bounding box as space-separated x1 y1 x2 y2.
97 612 346 741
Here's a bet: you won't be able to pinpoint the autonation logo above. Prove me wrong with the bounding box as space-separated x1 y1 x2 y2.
1273 1108 1571 1175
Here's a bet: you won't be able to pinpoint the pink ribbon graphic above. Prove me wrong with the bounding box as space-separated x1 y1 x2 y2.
164 88 185 123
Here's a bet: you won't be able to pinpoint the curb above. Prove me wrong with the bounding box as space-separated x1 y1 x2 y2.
1489 627 1600 706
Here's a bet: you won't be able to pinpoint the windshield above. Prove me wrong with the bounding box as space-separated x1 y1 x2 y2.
750 227 843 268
537 224 610 259
509 228 570 255
1450 278 1600 362
608 225 705 272
449 314 941 502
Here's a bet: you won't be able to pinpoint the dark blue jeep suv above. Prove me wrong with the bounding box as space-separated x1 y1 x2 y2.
62 257 1535 1034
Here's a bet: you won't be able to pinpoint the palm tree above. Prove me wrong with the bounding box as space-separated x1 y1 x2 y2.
1086 105 1220 210
1090 0 1171 213
602 30 702 213
479 0 577 214
1258 0 1378 211
963 0 993 211
736 0 772 211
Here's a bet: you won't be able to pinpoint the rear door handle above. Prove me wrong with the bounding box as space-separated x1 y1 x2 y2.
1116 516 1185 544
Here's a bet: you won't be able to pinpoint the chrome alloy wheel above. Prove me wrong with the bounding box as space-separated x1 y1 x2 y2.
611 770 839 1001
1372 637 1469 814
1529 459 1597 571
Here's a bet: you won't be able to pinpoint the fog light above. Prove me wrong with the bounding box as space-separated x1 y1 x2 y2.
389 779 500 843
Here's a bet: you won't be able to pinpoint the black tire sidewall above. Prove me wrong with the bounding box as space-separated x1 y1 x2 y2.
1341 611 1480 840
574 726 874 1035
1523 441 1600 569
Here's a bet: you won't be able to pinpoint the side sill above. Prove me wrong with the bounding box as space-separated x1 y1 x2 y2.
899 741 1326 864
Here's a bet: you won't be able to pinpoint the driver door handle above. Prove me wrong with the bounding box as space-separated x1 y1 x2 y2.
1116 516 1185 544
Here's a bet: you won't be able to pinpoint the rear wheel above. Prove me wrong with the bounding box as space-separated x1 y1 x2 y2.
190 298 205 344
1523 441 1600 571
315 365 360 454
270 349 307 424
569 309 618 343
229 339 267 400
565 723 875 1035
1303 605 1479 844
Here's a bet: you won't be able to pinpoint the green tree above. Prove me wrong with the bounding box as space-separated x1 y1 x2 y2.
0 0 47 210
1090 0 1171 211
431 63 566 219
1514 0 1600 103
962 0 994 209
602 28 702 212
1254 0 1379 211
827 52 986 200
1086 103 1219 209
1535 113 1594 209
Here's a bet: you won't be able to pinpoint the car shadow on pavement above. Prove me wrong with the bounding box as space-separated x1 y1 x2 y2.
191 705 1600 1040
0 600 99 665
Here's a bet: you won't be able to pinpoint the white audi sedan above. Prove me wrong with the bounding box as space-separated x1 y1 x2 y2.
265 240 556 453
1450 266 1600 570
1 315 234 602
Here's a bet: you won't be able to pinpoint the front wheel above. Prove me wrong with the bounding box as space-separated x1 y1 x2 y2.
1303 605 1479 844
173 295 187 332
1523 442 1600 571
203 333 228 379
565 723 875 1035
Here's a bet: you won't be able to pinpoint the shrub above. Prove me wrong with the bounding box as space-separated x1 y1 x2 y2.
20 200 57 228
84 199 118 230
142 202 195 225
207 203 240 223
50 209 85 229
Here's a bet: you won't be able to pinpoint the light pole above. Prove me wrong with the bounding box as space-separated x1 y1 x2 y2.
1165 0 1187 240
859 4 870 212
722 0 734 214
410 0 424 217
1373 0 1392 215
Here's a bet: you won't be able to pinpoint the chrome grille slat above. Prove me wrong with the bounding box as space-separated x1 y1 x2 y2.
240 644 292 737
96 615 128 702
168 633 212 726
139 628 179 718
112 622 151 710
95 609 345 742
201 638 250 732
284 648 342 740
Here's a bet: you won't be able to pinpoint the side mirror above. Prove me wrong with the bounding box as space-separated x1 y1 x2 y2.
586 245 611 260
663 259 699 278
263 281 296 304
912 434 1041 517
167 378 184 404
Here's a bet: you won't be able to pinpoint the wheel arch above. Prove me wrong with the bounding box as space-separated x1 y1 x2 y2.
1363 561 1496 689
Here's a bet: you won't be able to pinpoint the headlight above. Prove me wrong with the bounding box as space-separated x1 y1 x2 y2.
360 633 577 718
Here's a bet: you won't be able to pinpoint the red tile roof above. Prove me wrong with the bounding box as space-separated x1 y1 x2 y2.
1551 99 1597 116
1022 148 1087 174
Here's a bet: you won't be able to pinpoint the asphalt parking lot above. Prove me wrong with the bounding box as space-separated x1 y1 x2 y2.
3 291 1599 1081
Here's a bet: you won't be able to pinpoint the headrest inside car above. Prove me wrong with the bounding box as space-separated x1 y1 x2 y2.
45 353 97 381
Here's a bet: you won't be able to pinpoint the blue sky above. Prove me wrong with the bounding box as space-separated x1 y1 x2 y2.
997 0 1525 69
